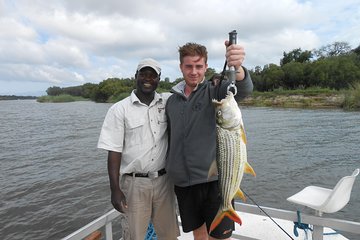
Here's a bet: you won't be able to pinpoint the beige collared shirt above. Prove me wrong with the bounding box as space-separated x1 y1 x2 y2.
98 90 171 175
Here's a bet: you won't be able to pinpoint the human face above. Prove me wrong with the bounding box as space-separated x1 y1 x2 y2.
180 55 208 88
135 67 160 94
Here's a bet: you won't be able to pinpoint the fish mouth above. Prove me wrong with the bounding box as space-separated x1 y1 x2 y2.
212 97 227 106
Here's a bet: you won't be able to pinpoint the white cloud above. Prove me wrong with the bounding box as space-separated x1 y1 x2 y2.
0 0 359 95
0 63 85 85
0 17 37 40
43 39 90 68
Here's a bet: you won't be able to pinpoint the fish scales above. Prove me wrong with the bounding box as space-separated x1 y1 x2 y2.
217 126 244 209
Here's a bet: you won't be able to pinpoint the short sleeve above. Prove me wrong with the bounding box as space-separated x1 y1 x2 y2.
97 103 125 152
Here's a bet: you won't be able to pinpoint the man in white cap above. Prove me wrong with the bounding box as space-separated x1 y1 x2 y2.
98 58 179 240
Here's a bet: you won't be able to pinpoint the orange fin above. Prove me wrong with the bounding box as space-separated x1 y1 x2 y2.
245 162 256 177
235 189 246 202
240 125 247 144
209 208 242 234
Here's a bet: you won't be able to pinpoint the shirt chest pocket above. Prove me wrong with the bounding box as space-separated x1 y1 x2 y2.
125 117 146 147
157 112 167 125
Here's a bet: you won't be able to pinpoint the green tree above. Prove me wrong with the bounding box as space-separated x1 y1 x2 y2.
281 48 312 66
262 64 284 90
63 86 83 96
307 53 360 90
254 66 262 74
353 44 360 55
249 68 264 91
250 74 263 91
281 62 305 89
94 78 134 102
314 41 352 58
82 83 98 99
46 86 63 96
328 54 360 89
205 67 217 79
158 78 173 92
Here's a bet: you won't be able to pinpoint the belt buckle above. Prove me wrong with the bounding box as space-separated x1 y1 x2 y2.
148 171 158 179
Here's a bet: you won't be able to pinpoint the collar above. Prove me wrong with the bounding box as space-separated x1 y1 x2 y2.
172 77 206 95
130 90 162 105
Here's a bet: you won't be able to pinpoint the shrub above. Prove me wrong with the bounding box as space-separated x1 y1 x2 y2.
342 83 360 110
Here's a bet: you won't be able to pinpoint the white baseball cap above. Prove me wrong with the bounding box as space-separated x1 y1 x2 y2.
137 58 161 75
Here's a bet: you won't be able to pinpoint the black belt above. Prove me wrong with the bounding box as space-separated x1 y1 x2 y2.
125 168 166 179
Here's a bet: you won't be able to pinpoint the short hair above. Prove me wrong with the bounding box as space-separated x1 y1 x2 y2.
178 42 208 64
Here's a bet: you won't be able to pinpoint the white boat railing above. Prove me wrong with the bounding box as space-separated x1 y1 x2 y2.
62 202 360 240
62 209 121 240
233 202 360 240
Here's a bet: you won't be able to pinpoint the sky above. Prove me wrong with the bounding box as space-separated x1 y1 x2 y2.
0 0 359 96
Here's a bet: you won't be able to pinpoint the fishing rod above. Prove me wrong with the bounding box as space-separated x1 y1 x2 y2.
242 190 295 240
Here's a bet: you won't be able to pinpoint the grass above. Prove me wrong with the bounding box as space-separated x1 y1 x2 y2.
241 87 347 109
37 94 89 103
342 83 360 110
251 87 340 97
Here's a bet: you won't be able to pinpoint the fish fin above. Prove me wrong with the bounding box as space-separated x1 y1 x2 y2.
236 189 246 202
209 208 242 234
240 125 247 144
245 162 256 177
207 159 218 179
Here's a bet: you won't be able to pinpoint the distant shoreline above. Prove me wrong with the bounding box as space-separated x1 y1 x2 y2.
0 95 37 100
2 93 356 110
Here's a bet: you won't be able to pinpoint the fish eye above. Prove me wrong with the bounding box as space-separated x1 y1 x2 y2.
216 110 222 117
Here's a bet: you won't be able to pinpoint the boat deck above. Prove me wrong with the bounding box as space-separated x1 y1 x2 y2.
178 212 348 240
62 202 360 240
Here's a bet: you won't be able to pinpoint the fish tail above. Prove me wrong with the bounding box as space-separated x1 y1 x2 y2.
209 207 242 234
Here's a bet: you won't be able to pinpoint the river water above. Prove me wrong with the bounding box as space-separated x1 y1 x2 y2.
0 100 359 240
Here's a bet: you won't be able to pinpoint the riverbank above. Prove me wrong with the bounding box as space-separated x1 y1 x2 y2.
240 93 345 109
36 93 346 109
34 88 360 111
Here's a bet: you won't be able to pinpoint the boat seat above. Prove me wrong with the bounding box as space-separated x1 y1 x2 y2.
287 168 359 216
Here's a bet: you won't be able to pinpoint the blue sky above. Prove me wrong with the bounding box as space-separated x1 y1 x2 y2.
1 0 359 96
